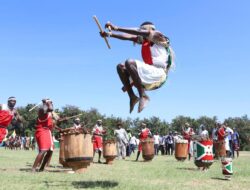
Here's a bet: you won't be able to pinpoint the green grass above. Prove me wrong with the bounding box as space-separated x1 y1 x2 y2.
0 148 250 190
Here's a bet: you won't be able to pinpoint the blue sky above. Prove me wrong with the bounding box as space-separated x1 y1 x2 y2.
0 0 249 122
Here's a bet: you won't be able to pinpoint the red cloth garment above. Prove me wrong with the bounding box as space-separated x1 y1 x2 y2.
92 126 105 151
217 127 225 141
0 110 14 127
0 108 14 143
141 40 153 65
93 136 103 151
35 113 54 151
0 128 7 143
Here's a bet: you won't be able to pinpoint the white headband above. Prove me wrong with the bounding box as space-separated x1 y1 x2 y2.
8 97 16 101
140 24 156 31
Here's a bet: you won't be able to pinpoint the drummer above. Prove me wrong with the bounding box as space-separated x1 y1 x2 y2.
182 123 195 160
92 119 106 163
135 122 152 161
217 123 227 158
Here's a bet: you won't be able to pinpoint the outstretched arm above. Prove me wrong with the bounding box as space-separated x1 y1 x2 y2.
100 31 137 42
106 22 150 38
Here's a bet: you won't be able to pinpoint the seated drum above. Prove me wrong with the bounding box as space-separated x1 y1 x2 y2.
175 139 188 161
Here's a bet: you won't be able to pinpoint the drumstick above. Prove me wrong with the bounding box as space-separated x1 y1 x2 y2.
93 15 111 49
29 102 42 112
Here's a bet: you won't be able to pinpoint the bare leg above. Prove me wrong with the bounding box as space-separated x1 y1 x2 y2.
135 151 140 161
46 151 53 167
39 150 53 171
117 64 139 113
124 60 150 113
32 151 46 172
98 150 102 163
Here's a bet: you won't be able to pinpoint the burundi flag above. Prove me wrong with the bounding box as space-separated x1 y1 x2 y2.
222 159 233 175
193 140 213 161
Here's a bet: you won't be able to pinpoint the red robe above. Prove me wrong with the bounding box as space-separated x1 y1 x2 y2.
35 113 54 151
138 128 151 151
0 107 14 143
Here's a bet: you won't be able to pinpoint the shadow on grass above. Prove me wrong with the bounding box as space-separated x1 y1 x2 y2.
19 168 31 172
72 181 119 189
41 180 118 189
211 177 229 181
176 167 198 171
19 167 72 173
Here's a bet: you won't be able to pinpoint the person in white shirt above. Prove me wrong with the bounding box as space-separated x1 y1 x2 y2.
73 118 81 129
199 125 209 139
153 132 160 155
225 124 234 157
129 135 137 156
114 122 129 159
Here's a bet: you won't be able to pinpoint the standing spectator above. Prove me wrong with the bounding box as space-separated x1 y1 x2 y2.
126 129 132 156
212 123 219 158
199 125 209 139
129 134 137 156
232 128 240 158
165 132 174 155
114 122 129 159
159 135 165 155
153 132 160 155
212 125 218 141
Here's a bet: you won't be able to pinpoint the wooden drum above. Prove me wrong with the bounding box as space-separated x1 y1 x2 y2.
141 138 154 161
175 139 188 161
103 140 117 164
64 129 93 173
59 135 69 168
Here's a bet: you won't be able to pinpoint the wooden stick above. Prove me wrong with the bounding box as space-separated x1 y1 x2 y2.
93 15 111 49
28 102 42 112
59 113 83 122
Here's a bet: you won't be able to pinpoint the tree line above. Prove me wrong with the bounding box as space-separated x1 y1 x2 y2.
9 104 250 151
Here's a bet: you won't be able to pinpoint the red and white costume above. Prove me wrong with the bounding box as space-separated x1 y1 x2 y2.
217 127 226 141
92 125 106 151
138 128 151 151
133 36 170 90
35 112 54 151
183 127 195 155
0 104 15 143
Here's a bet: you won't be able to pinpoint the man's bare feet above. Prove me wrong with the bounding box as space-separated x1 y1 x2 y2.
130 96 139 113
138 95 150 113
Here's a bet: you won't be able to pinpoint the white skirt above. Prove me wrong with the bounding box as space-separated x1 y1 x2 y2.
135 60 167 90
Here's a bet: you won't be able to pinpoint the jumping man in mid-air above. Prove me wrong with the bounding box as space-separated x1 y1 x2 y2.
100 21 174 113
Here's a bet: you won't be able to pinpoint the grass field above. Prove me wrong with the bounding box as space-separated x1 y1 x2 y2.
0 148 250 190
